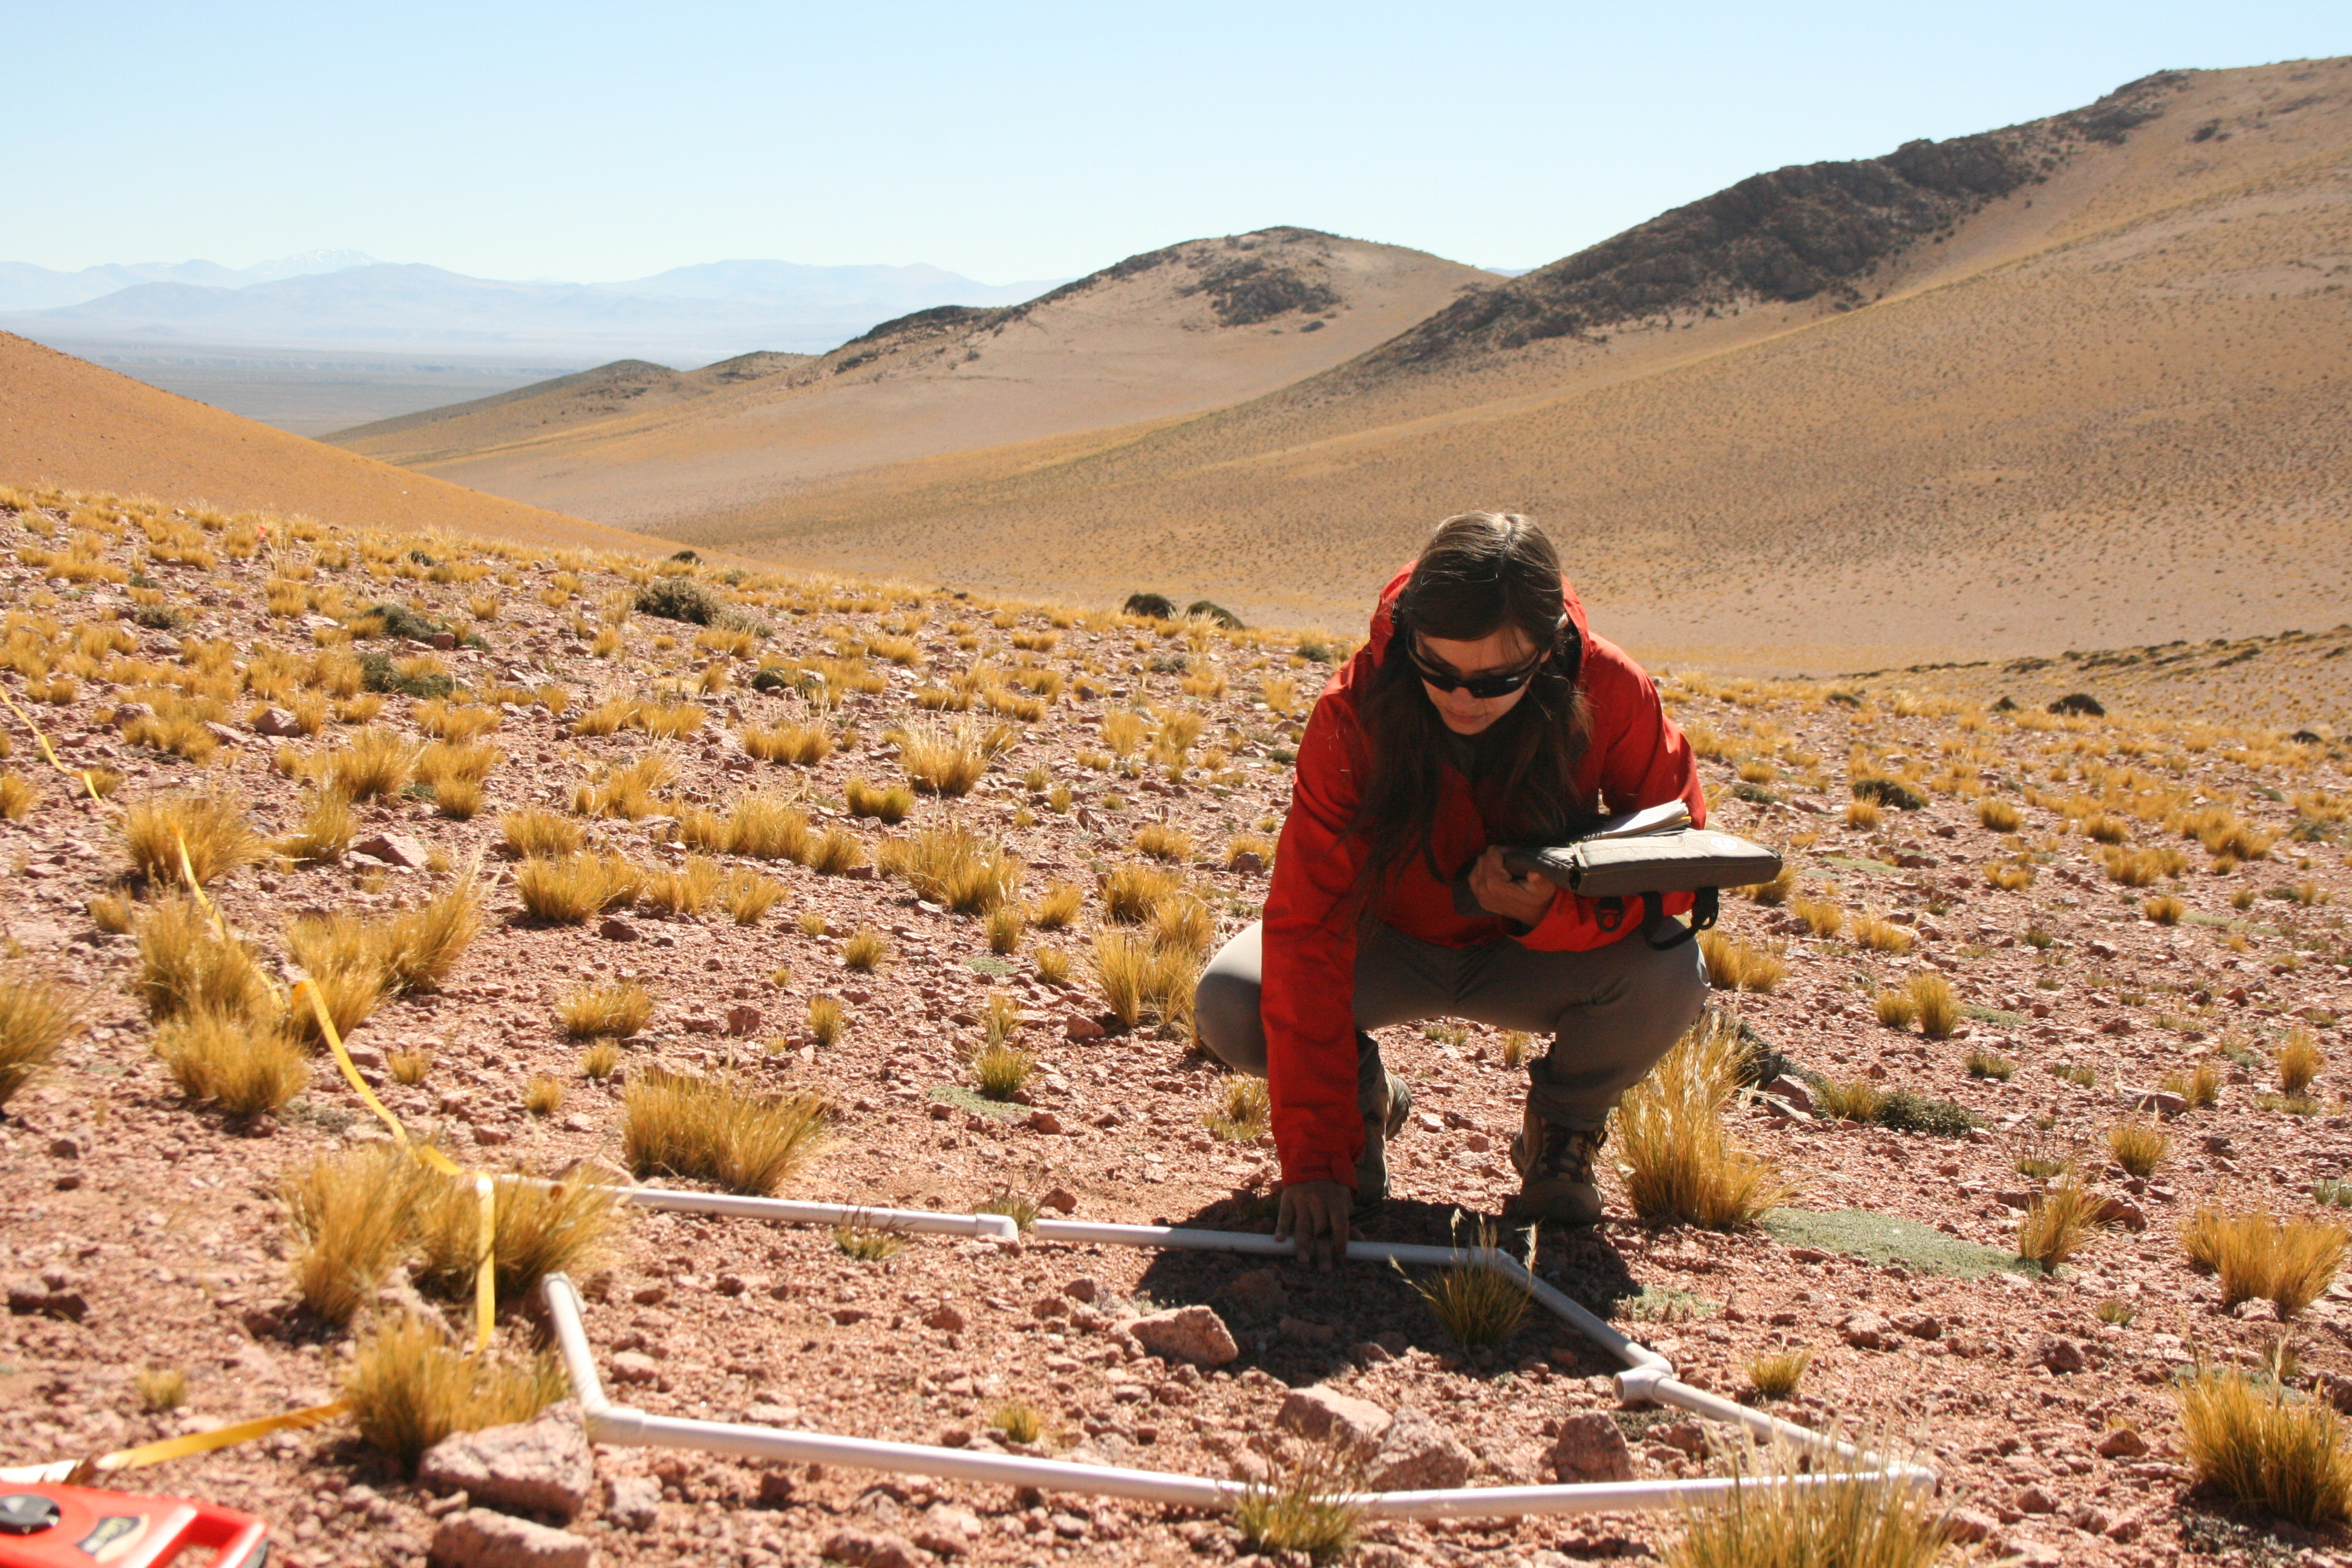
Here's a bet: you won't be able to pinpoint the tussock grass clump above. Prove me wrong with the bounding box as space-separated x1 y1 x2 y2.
498 806 582 859
413 1170 618 1303
158 1006 310 1114
1401 1217 1534 1346
1101 861 1184 924
136 897 272 1021
2163 1060 2224 1109
283 1143 428 1323
1659 1431 1950 1568
328 726 421 801
376 877 482 993
0 771 38 820
2017 1176 2100 1270
123 791 262 886
986 904 1027 954
2179 1367 2352 1528
279 789 354 861
1699 932 1785 992
2183 1207 2350 1317
2144 893 2186 925
1203 1074 1271 1141
1614 1008 1795 1227
1089 928 1200 1032
841 926 891 970
345 1313 565 1475
2282 1028 2325 1098
286 912 391 1042
1232 1440 1367 1560
1134 822 1193 863
900 719 987 795
2109 1119 2169 1177
726 792 811 861
388 1046 432 1085
639 855 723 917
1843 797 1881 829
808 995 844 1047
1739 866 1795 906
579 1040 622 1079
623 1069 829 1195
87 892 136 935
1034 945 1073 985
972 1039 1035 1100
1977 797 2023 832
1100 710 1149 759
720 868 785 926
1852 915 1913 955
978 1189 1039 1231
559 979 653 1039
0 976 82 1109
1873 988 1917 1028
1743 1347 1811 1401
844 776 914 822
1790 897 1843 938
573 753 676 820
516 851 641 924
990 1399 1050 1445
1985 860 2035 891
835 1221 907 1261
745 720 834 766
523 1075 565 1116
877 823 1024 913
136 1365 189 1413
1908 972 1958 1038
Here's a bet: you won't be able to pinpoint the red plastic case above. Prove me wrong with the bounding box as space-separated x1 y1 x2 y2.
0 1485 268 1567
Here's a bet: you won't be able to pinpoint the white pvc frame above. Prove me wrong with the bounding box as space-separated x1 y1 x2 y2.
543 1187 1938 1520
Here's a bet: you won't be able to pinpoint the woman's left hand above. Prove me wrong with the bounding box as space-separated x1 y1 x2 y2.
1468 846 1554 926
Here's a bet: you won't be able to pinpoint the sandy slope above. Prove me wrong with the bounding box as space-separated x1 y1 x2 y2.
0 332 684 555
351 230 1492 531
650 60 2352 673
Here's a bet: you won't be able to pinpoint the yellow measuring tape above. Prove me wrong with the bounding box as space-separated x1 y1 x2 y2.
0 681 115 808
0 1403 351 1487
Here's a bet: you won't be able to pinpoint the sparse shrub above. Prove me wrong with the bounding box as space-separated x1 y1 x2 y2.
2180 1367 2352 1528
1873 988 1918 1028
559 979 653 1039
835 1222 907 1261
622 1070 829 1195
0 975 81 1109
345 1313 564 1474
634 578 722 625
1613 1009 1795 1227
1964 1048 2013 1080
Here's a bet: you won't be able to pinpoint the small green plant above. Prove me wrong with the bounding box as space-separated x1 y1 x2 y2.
834 1221 907 1261
1964 1048 2013 1080
989 1399 1049 1445
1400 1216 1533 1348
1203 1074 1271 1141
1232 1440 1367 1560
1743 1347 1811 1401
2096 1298 2138 1327
977 1189 1038 1232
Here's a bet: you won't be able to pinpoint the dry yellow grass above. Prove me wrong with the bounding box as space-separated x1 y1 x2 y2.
622 1069 829 1194
1612 1008 1795 1228
0 975 82 1110
122 791 261 887
559 979 654 1039
499 805 583 858
345 1313 564 1474
899 718 987 795
1908 972 1958 1038
2179 1367 2352 1529
411 1169 618 1303
725 792 811 861
136 896 273 1021
843 776 915 822
283 1143 428 1323
515 851 641 923
328 726 420 801
1101 861 1184 924
2109 1119 2170 1178
1697 932 1785 993
877 823 1024 914
2183 1207 2350 1317
156 1005 310 1117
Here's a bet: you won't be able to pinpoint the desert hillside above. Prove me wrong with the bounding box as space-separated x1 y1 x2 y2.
336 230 1494 532
655 60 2352 673
0 332 687 555
330 351 814 463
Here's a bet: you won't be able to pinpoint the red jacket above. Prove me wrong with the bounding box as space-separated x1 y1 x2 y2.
1261 566 1706 1188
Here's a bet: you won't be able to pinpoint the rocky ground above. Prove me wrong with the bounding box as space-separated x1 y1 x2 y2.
0 485 2348 1567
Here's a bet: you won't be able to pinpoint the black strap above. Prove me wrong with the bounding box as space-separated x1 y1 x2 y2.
1642 886 1718 950
1593 895 1626 934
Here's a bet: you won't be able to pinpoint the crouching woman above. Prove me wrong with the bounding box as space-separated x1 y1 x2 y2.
1197 512 1710 1265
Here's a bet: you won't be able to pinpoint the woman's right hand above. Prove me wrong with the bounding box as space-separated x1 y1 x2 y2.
1275 1180 1353 1270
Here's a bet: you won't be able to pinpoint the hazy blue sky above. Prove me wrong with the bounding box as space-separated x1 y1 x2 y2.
8 1 2347 284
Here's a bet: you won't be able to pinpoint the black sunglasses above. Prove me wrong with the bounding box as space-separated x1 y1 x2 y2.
1407 629 1550 699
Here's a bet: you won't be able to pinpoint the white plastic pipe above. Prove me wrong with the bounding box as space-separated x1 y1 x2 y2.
538 1197 1939 1521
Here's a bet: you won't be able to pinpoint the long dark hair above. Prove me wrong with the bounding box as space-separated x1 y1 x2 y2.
1348 513 1591 907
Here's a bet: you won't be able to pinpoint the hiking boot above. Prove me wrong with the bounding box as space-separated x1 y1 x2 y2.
1355 1069 1413 1205
1509 1112 1607 1227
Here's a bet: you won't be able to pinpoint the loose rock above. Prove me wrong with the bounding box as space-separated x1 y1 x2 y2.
1276 1385 1392 1449
419 1401 595 1521
427 1508 595 1568
1129 1304 1239 1367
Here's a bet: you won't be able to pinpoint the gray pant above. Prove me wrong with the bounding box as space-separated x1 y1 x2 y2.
1195 921 1710 1131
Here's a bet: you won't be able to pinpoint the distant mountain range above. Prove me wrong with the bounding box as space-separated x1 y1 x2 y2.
0 254 1068 365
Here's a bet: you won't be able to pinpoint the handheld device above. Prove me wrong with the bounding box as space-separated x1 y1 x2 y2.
0 1484 268 1568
